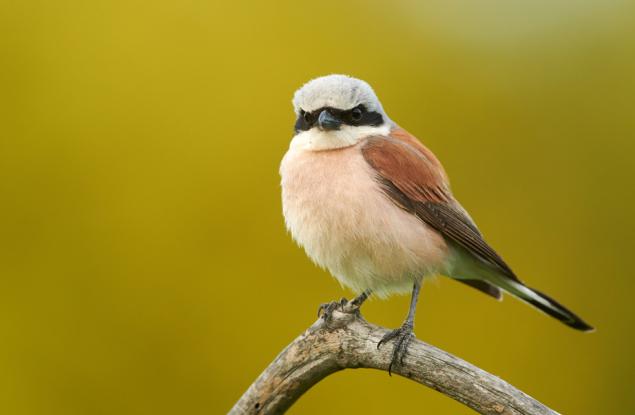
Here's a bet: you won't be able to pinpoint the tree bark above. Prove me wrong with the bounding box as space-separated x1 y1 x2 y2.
229 301 559 415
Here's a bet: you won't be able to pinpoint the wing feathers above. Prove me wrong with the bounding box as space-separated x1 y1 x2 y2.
361 129 593 330
362 134 449 204
413 202 519 280
362 130 520 282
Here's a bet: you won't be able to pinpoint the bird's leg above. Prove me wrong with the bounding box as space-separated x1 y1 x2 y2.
377 279 421 375
318 289 372 320
351 289 372 308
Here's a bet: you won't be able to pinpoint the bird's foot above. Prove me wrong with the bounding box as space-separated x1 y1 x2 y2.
377 321 415 375
317 297 349 321
317 292 369 322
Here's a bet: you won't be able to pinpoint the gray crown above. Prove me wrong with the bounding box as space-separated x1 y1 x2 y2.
292 74 387 118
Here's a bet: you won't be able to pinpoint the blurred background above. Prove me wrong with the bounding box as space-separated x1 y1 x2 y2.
1 0 634 413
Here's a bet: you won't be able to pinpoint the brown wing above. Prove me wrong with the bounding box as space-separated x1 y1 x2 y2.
361 129 520 284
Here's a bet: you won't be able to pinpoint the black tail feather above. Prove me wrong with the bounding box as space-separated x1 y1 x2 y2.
522 286 594 332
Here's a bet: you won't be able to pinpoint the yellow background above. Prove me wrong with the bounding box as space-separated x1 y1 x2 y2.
1 1 634 413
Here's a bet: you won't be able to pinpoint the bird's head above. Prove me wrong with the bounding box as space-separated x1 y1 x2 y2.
291 74 392 151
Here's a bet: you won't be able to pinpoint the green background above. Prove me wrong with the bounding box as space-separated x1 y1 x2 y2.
1 1 634 413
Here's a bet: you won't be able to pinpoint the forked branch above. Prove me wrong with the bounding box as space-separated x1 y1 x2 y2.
229 302 559 415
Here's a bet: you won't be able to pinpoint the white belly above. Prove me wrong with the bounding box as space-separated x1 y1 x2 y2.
280 140 449 297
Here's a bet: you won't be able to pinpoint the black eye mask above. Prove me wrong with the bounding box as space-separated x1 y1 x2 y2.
294 105 384 133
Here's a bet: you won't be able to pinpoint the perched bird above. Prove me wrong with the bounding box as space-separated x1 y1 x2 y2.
280 74 593 371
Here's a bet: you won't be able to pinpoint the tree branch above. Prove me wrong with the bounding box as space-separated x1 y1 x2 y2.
229 302 559 415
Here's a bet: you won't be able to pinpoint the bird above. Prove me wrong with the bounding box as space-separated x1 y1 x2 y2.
279 74 593 372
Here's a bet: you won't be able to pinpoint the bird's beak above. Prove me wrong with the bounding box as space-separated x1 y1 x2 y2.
317 110 342 131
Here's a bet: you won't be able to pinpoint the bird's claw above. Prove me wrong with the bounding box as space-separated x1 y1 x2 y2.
317 297 348 320
377 321 415 375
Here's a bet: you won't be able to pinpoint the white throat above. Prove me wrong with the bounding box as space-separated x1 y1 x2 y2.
290 124 391 151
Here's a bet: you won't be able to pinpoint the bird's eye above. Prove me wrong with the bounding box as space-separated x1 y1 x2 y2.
303 111 312 123
351 106 363 121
